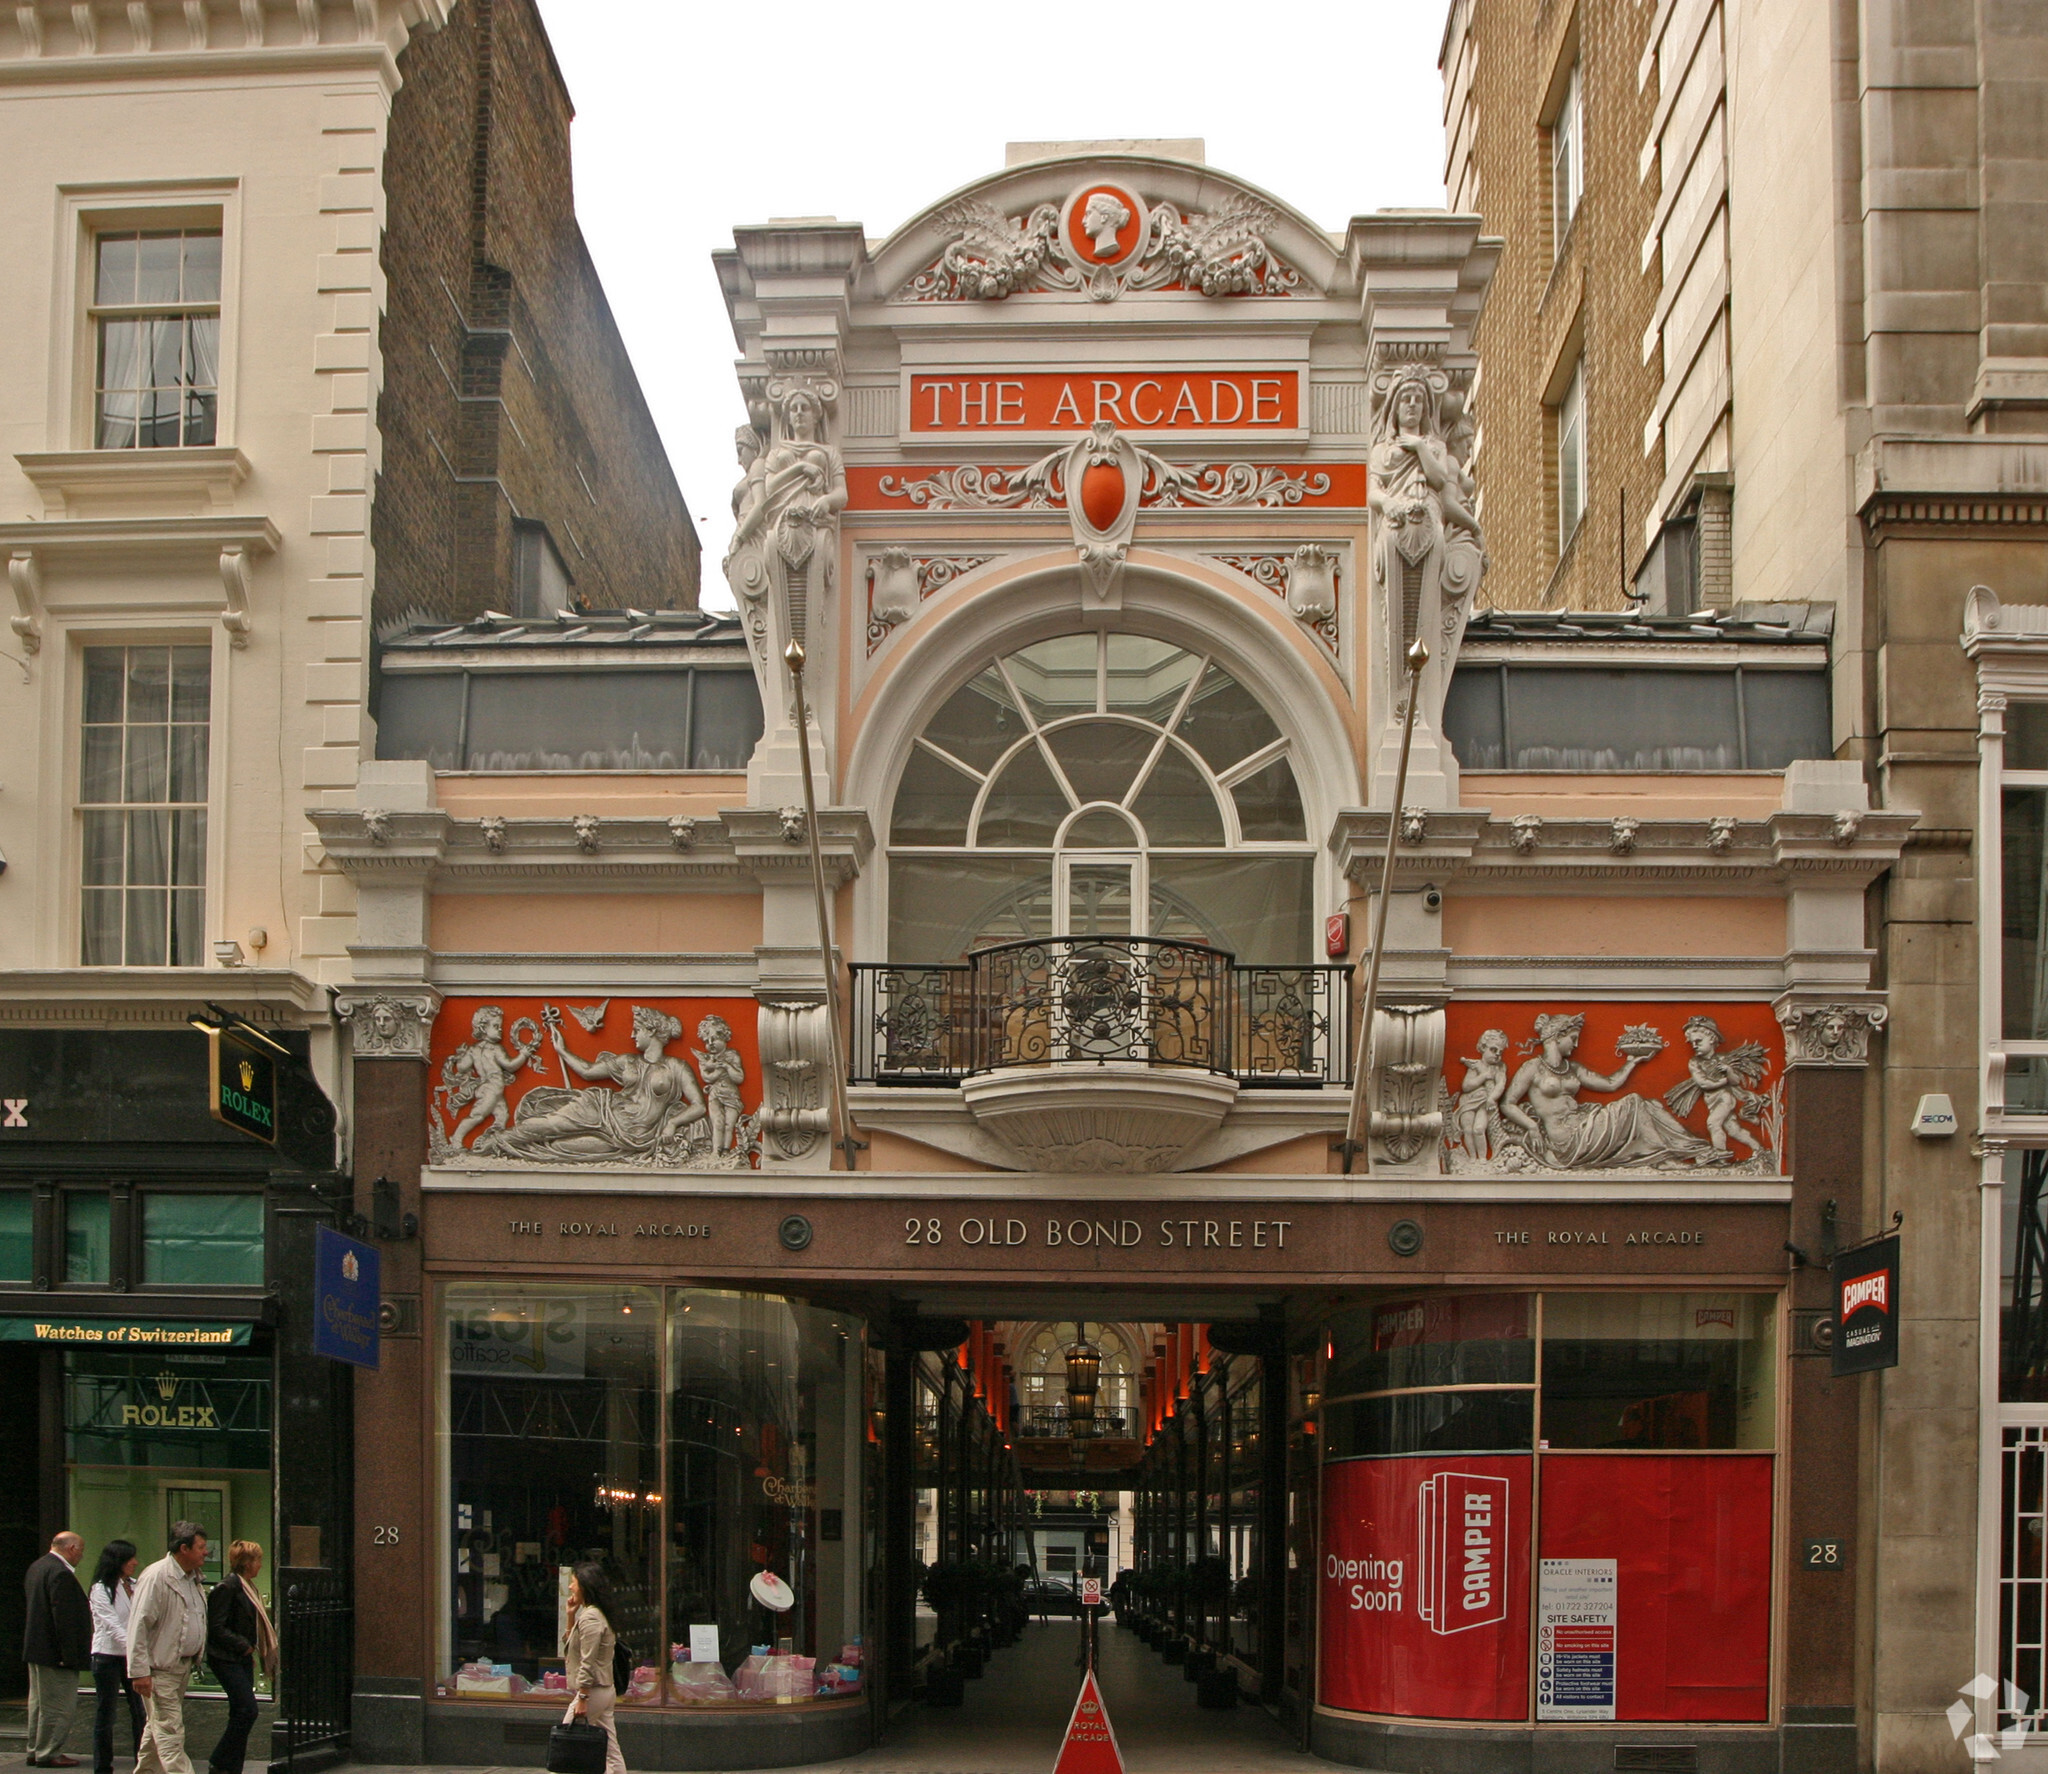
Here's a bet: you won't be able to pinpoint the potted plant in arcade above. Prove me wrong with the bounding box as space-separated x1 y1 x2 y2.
1182 1557 1229 1682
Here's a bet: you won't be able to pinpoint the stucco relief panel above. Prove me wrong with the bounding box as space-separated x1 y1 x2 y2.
427 994 764 1171
1441 1000 1787 1178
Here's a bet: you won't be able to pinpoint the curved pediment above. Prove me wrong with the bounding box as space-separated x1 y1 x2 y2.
867 153 1347 306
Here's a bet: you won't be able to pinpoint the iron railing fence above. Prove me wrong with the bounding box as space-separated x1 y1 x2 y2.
268 1573 350 1774
850 940 1349 1088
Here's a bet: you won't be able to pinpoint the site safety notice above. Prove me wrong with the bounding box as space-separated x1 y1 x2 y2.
1538 1558 1617 1720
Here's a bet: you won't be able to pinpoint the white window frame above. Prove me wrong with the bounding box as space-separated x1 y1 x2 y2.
73 637 216 969
1551 63 1583 254
1963 585 2048 1749
1554 358 1586 550
50 181 240 453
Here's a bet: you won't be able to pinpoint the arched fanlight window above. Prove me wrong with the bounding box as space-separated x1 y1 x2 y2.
1017 1322 1137 1425
889 634 1314 964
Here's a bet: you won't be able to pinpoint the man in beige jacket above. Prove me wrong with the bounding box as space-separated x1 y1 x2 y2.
126 1524 209 1774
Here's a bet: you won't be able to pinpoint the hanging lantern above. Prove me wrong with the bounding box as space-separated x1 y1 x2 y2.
1064 1322 1102 1433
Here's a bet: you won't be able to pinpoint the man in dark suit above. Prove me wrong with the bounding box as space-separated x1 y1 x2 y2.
23 1530 91 1767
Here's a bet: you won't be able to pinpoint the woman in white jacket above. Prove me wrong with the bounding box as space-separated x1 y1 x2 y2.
562 1563 627 1774
87 1541 143 1774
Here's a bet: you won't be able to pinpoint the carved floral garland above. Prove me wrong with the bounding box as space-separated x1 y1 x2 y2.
865 554 994 652
1207 552 1341 649
901 193 1304 304
875 448 1331 513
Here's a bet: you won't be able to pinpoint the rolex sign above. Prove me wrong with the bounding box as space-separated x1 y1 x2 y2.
207 1030 276 1145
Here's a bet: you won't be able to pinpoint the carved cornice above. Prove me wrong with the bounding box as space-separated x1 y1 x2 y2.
0 966 328 1026
1330 810 1917 889
723 806 876 887
0 1 449 82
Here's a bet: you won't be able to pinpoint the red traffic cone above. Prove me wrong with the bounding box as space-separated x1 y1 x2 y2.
1052 1667 1125 1774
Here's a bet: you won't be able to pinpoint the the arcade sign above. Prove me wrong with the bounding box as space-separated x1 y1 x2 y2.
910 369 1298 434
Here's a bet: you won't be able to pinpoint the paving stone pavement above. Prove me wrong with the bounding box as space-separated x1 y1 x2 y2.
274 1619 1341 1774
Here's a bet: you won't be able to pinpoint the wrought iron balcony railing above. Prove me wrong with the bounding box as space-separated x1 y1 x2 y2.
848 937 1350 1088
1016 1404 1133 1439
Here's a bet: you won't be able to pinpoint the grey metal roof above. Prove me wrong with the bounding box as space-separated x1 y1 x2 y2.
1463 601 1835 645
377 606 749 654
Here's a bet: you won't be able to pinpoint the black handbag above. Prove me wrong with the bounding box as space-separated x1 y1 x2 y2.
546 1718 608 1774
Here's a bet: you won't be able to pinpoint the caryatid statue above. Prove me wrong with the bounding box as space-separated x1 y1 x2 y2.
1366 356 1486 798
723 377 846 727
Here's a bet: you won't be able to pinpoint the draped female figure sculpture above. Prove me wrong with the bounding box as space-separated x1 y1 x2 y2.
1366 358 1486 791
724 380 846 730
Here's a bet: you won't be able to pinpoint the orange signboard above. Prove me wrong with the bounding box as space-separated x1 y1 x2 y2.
910 370 1298 433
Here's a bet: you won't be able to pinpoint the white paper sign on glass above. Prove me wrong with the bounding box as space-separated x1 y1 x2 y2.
1537 1558 1617 1721
689 1625 721 1664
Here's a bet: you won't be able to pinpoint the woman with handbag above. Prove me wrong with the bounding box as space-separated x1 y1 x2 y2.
555 1564 626 1774
204 1542 277 1774
87 1540 144 1774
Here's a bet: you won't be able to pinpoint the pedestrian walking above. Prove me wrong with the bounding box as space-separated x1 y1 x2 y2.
561 1563 627 1774
203 1543 275 1774
127 1523 209 1774
87 1541 144 1774
23 1529 91 1767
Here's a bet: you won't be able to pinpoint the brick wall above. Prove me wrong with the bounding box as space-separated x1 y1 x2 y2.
372 0 698 630
1443 0 1665 611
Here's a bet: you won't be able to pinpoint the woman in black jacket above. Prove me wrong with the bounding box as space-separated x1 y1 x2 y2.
204 1543 276 1774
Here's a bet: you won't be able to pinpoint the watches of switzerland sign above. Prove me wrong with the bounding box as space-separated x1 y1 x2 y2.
1320 1456 1530 1718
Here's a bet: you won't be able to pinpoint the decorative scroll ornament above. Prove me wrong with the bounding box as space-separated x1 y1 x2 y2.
877 449 1331 513
1441 1006 1785 1176
337 992 437 1060
865 552 994 651
1205 549 1340 650
758 1001 833 1160
1368 349 1487 773
1776 1001 1887 1067
901 187 1304 305
430 1001 762 1171
1367 1003 1446 1167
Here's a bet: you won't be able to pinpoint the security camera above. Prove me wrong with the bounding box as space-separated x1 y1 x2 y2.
1422 886 1443 913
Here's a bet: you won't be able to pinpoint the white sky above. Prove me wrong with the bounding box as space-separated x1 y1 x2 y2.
532 1 1453 609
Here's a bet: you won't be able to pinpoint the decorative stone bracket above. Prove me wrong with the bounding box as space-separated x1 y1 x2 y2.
1366 1002 1446 1172
1774 998 1888 1068
758 1001 832 1164
336 989 442 1059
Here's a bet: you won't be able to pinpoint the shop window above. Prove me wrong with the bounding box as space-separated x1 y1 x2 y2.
0 1190 30 1281
1326 1294 1534 1398
1539 1293 1775 1449
1315 1290 1777 1725
141 1193 263 1287
65 1192 112 1284
887 632 1314 963
91 228 221 449
1444 662 1830 772
80 644 210 966
375 666 763 773
440 1286 868 1709
64 1347 274 1693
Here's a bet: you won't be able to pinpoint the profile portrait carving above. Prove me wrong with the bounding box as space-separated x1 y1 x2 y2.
1082 191 1133 259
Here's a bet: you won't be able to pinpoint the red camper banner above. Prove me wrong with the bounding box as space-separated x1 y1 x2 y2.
1319 1454 1531 1718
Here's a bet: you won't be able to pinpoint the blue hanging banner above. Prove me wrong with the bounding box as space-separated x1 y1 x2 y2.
313 1224 381 1369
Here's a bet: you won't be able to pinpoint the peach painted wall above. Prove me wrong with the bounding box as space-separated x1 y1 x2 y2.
1443 894 1785 957
864 1129 1002 1173
1459 772 1786 817
1201 1133 1335 1175
432 774 748 817
429 892 764 953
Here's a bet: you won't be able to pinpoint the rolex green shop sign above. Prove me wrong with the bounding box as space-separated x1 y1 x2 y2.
207 1029 276 1144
